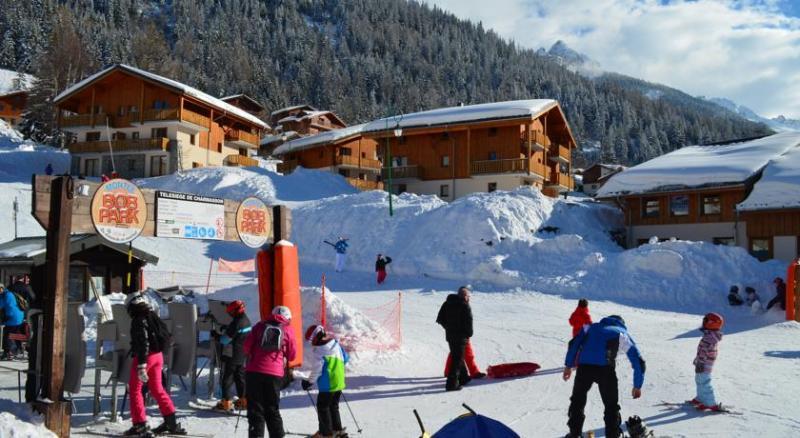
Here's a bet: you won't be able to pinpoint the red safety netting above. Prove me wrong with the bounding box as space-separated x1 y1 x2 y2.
141 269 255 291
319 288 403 353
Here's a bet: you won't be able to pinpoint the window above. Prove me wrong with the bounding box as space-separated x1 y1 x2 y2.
440 184 450 198
152 100 168 109
398 136 407 145
151 127 167 138
192 162 203 168
713 237 735 246
217 142 222 152
0 104 4 111
488 127 498 137
117 106 126 116
488 182 497 193
637 239 651 247
396 184 407 194
131 132 140 140
150 156 167 177
127 159 137 171
522 180 533 186
750 238 771 261
340 147 352 156
488 151 497 160
670 195 689 216
361 152 367 159
441 155 450 167
129 106 138 114
642 198 660 218
86 132 101 142
393 156 407 167
189 134 196 145
84 159 100 177
702 194 722 215
338 169 348 177
319 149 324 158
239 148 248 156
112 132 126 140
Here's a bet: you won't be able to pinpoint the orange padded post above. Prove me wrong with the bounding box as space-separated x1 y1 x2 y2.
257 249 274 320
273 241 303 367
787 258 799 322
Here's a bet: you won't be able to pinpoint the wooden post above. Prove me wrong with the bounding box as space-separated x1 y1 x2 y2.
36 176 74 437
139 81 145 124
90 87 96 128
272 205 291 242
526 123 532 175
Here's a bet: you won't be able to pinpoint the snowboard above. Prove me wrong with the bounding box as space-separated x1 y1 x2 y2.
656 400 742 415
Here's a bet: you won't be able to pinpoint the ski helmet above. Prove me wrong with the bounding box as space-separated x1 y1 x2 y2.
607 314 626 326
729 285 739 293
226 300 246 316
272 305 292 321
773 277 783 284
745 286 755 294
125 291 150 316
702 312 724 331
305 324 325 343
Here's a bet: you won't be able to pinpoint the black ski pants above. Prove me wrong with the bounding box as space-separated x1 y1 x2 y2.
246 372 284 438
567 365 622 438
221 358 245 400
766 294 785 310
317 390 343 435
445 336 469 389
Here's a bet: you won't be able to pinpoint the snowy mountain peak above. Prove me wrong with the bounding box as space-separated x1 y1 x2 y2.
706 97 799 132
540 40 603 78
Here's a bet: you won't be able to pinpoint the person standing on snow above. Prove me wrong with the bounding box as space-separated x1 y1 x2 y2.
744 286 762 310
214 300 252 412
691 313 725 411
568 299 592 338
563 315 645 438
375 254 392 284
244 305 297 438
0 283 25 360
443 340 486 380
324 237 349 273
45 163 53 175
766 277 786 311
727 286 744 306
302 325 350 438
125 292 186 436
436 286 474 391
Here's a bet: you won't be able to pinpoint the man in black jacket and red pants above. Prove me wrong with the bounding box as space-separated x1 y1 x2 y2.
436 286 473 391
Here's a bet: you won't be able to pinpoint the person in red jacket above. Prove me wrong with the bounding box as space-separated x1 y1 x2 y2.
569 299 592 338
244 305 297 438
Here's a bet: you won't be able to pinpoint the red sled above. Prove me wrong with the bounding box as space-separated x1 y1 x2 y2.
486 362 540 378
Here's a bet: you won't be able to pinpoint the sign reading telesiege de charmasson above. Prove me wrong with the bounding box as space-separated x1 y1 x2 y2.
155 190 225 240
236 197 271 248
90 179 147 244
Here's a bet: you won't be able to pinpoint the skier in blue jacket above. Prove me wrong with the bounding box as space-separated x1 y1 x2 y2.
0 283 25 359
562 315 646 438
324 237 349 273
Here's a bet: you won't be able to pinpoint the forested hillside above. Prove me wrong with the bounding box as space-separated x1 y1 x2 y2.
0 0 771 164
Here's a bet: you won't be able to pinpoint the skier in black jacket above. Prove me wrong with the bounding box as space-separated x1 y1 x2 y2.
436 286 473 391
125 292 186 436
215 300 252 412
766 277 787 311
375 254 392 284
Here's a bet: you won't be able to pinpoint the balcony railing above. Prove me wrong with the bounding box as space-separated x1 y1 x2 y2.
545 172 573 189
346 178 384 191
529 161 550 179
471 158 528 175
523 131 550 151
381 165 422 180
225 129 259 146
335 155 382 169
61 113 104 128
548 145 570 163
68 137 169 154
224 154 260 167
142 108 180 123
277 159 299 174
181 109 211 128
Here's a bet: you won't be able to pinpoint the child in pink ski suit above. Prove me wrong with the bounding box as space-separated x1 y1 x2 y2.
692 312 724 411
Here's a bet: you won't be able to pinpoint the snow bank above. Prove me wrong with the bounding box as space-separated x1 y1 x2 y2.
0 404 56 438
0 120 70 183
738 145 800 211
599 132 800 196
0 68 34 94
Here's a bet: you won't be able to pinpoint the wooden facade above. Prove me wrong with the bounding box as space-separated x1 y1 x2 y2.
0 90 27 127
277 135 383 190
621 187 745 227
270 105 347 136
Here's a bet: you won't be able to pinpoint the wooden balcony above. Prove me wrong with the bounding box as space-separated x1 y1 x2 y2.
471 158 529 175
61 113 104 128
548 145 570 164
346 178 384 191
523 131 550 152
68 137 169 154
529 161 550 179
142 108 180 123
382 165 422 180
224 154 260 167
545 172 573 190
181 108 211 128
277 159 298 174
335 155 382 169
225 129 259 147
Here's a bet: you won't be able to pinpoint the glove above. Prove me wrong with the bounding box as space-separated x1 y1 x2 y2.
301 380 312 391
695 363 704 373
137 364 148 383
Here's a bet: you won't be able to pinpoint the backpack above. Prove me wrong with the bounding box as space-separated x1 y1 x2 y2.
260 322 284 352
148 313 173 352
11 291 29 313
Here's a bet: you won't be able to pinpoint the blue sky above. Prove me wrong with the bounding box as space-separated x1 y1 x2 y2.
428 0 800 119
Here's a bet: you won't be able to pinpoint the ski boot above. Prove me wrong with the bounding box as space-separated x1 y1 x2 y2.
233 397 247 410
309 433 333 438
214 399 233 412
689 398 702 406
625 415 653 438
124 423 151 436
334 427 349 437
152 414 187 435
471 372 487 379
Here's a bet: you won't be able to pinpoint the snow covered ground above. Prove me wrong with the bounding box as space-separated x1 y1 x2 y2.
0 122 798 437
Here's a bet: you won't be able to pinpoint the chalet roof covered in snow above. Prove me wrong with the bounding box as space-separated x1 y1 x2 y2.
273 124 367 155
598 132 800 196
0 68 34 95
0 235 159 265
270 104 317 117
260 131 299 147
53 64 267 129
362 99 559 133
738 144 800 211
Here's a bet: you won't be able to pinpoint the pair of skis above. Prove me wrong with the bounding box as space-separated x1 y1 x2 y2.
81 426 208 438
656 400 742 415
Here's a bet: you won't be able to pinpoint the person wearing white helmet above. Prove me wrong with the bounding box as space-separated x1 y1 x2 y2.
243 305 297 437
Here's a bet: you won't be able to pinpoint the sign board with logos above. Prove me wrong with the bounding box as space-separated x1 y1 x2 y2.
236 197 271 248
155 191 226 240
90 179 147 244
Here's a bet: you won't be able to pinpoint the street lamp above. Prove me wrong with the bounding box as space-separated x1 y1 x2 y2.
384 113 403 217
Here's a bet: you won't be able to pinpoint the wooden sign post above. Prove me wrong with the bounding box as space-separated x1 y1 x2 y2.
30 175 290 435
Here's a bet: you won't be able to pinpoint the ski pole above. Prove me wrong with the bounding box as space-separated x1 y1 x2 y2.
234 396 243 433
341 392 362 434
305 389 318 414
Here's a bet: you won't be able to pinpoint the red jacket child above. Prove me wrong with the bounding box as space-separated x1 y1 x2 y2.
569 299 592 338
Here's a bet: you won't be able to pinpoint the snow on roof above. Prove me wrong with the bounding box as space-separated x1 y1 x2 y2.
260 131 299 147
362 99 558 133
53 64 267 129
270 104 317 117
0 68 34 95
0 235 159 264
738 144 800 211
598 132 800 197
277 110 331 124
273 124 367 155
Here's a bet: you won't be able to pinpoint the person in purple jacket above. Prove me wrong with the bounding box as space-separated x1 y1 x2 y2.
691 312 724 411
244 305 297 438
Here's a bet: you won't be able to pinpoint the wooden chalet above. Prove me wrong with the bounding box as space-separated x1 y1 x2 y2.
221 94 268 121
273 124 383 191
269 104 347 136
0 90 27 128
582 163 626 196
598 132 800 261
54 64 268 178
361 100 576 200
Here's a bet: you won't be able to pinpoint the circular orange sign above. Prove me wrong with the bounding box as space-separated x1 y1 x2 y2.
236 197 271 248
90 179 147 244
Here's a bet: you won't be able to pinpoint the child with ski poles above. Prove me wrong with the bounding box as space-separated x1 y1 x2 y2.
323 237 349 273
692 312 724 411
214 300 252 412
302 325 350 438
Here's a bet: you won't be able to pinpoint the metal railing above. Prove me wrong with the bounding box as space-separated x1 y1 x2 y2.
68 137 169 154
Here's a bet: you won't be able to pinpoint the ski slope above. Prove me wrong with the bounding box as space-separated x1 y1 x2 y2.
0 122 797 437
